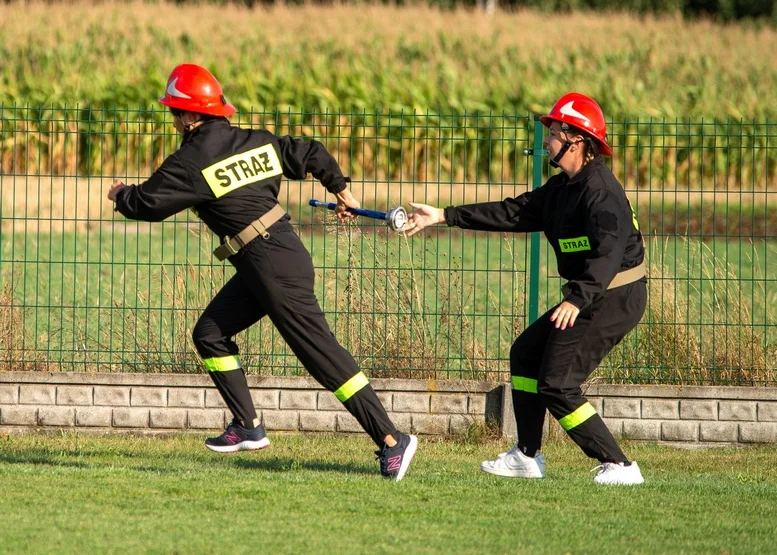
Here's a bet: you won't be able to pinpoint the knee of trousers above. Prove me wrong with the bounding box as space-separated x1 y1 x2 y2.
536 379 573 407
510 337 542 380
509 344 537 379
192 318 223 357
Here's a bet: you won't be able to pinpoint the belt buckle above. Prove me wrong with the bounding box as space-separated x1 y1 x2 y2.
222 236 240 256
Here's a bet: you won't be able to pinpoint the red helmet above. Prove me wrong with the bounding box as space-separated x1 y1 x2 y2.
539 92 612 156
158 64 236 117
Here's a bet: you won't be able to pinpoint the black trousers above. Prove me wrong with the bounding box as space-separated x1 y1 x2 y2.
191 223 397 447
510 280 647 463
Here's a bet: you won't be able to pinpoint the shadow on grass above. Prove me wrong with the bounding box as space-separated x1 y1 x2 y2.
0 447 210 473
0 448 378 477
0 450 93 469
233 457 376 476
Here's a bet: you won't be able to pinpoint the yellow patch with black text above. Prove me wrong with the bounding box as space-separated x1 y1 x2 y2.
201 144 283 198
559 236 591 253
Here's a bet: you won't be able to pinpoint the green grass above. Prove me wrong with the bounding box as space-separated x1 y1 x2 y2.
0 433 776 554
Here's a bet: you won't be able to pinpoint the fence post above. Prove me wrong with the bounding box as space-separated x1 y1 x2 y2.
527 114 544 324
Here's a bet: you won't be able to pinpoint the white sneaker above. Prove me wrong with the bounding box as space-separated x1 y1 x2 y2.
592 461 644 485
480 445 546 478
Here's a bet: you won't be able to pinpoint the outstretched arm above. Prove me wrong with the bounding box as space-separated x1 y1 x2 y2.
108 154 198 222
403 187 548 236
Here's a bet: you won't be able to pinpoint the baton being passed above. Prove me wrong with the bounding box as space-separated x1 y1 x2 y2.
308 199 408 231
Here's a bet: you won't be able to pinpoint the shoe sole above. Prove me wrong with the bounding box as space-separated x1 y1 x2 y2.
205 437 271 454
394 435 418 482
480 463 544 478
593 477 644 485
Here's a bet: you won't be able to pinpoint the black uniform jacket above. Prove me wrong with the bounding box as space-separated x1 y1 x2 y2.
115 119 347 238
444 157 644 310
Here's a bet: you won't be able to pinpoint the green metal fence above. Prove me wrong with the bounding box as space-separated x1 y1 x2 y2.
1 106 775 383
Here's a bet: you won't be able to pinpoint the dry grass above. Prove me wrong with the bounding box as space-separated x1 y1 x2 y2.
318 218 497 379
603 236 777 384
3 3 775 86
0 279 50 371
0 175 525 233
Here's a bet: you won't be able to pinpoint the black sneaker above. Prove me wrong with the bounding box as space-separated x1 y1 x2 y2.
205 420 271 453
375 432 418 481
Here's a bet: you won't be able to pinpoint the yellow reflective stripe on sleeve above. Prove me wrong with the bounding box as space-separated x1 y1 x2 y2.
202 355 242 372
627 199 640 231
201 144 283 198
511 376 538 393
559 236 591 253
559 402 597 431
334 371 370 402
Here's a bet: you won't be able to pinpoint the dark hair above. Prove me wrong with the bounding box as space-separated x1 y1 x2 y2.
564 124 601 163
169 107 222 123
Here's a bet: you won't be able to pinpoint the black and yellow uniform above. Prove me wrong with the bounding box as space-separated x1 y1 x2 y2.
115 118 397 447
444 157 646 463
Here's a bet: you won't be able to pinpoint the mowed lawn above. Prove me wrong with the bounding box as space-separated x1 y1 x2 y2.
0 433 776 554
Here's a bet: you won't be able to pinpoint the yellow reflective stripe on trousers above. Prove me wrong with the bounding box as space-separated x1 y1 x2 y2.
334 371 370 402
511 376 538 393
559 402 597 431
202 355 242 372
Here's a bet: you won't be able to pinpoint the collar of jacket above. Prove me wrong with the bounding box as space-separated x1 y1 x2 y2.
181 118 229 143
564 156 604 186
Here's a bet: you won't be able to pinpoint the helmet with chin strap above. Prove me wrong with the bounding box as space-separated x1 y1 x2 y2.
540 92 612 167
158 64 236 117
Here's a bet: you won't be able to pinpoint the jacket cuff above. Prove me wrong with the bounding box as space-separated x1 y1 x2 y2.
444 206 457 227
113 186 130 214
326 176 350 195
326 181 348 194
563 293 586 310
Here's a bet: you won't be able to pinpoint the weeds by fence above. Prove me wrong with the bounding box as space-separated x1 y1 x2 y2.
1 107 775 383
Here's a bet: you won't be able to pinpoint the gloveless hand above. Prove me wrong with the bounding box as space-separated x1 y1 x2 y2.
401 202 445 237
107 179 128 202
550 301 580 330
334 190 360 222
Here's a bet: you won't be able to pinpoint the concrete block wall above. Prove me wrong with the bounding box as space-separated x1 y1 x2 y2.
1 374 776 444
586 384 777 444
0 373 501 437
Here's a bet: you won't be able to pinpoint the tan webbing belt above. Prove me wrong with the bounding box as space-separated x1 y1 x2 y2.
561 261 646 297
213 204 286 261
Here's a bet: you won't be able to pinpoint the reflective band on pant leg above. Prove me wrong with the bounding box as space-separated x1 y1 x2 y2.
202 355 242 372
334 371 370 402
559 402 597 431
511 376 538 393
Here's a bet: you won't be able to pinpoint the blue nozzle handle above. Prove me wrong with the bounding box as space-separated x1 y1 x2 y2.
308 199 388 221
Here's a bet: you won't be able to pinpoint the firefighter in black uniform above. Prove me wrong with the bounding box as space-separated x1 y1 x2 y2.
402 93 646 485
107 64 417 481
